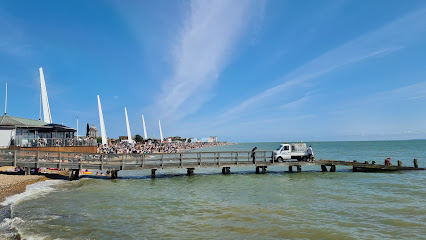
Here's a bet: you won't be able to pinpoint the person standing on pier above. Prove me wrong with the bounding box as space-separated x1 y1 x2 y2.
252 146 257 163
307 145 313 161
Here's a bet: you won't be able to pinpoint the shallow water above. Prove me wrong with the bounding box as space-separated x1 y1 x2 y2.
1 140 425 239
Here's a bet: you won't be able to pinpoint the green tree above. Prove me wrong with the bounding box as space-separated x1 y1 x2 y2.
135 134 144 143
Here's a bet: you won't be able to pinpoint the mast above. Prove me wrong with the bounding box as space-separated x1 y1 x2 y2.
97 95 108 145
125 107 132 144
39 93 41 120
142 115 147 140
39 67 52 124
4 82 7 115
76 117 79 137
159 120 163 143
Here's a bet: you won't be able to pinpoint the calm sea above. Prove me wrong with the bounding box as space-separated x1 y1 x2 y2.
1 140 425 239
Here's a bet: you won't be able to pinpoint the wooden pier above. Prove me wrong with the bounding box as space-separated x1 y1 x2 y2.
0 149 423 180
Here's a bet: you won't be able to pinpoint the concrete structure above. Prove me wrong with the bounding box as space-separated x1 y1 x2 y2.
97 95 107 145
124 107 133 144
159 120 163 143
39 67 52 124
142 115 147 140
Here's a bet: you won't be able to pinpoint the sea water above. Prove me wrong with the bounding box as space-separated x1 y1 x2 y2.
1 140 425 239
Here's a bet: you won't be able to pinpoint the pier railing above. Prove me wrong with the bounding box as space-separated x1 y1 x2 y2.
0 149 274 170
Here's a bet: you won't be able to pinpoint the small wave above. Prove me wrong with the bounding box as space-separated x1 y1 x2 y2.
1 180 64 207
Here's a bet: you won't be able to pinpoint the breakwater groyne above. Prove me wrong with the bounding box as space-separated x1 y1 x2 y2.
0 149 423 180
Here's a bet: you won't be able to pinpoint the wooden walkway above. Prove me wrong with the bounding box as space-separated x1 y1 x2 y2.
0 149 423 180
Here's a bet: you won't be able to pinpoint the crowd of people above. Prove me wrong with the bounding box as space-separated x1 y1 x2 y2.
97 141 232 154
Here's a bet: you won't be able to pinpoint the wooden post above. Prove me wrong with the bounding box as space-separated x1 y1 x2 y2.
13 150 17 167
289 166 293 172
256 166 260 174
142 154 145 168
25 167 30 175
236 152 239 165
218 153 220 166
180 154 183 167
330 165 336 172
58 152 62 169
198 153 202 166
160 154 163 167
36 151 40 168
151 169 157 179
414 159 418 168
297 165 301 173
397 161 402 167
101 155 104 170
262 166 267 174
111 170 118 179
121 155 124 170
222 167 230 175
187 168 194 176
321 165 327 172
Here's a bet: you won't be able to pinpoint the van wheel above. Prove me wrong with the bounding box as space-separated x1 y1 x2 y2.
277 157 283 162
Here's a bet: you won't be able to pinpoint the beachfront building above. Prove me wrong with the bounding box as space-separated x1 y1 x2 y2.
0 115 96 150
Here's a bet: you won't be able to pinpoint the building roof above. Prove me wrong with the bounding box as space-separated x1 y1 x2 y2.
0 115 76 132
0 115 47 127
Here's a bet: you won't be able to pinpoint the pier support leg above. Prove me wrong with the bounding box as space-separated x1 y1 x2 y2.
111 170 119 179
24 167 30 175
261 166 267 174
256 166 260 174
187 168 195 176
69 169 80 181
222 167 230 175
297 165 301 173
289 166 293 173
398 161 402 167
321 165 327 172
330 165 336 172
414 159 418 168
151 169 157 179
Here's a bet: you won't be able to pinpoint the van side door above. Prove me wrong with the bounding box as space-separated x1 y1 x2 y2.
281 144 291 160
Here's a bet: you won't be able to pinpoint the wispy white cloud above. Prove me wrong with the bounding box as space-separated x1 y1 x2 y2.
0 9 32 57
155 0 265 120
218 7 426 123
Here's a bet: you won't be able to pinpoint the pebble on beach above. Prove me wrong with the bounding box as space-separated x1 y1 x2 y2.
0 173 48 203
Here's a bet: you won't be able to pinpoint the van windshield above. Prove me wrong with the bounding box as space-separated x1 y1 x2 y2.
276 146 282 150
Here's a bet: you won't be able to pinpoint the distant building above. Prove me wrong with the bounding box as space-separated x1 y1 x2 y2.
88 124 98 138
198 136 218 143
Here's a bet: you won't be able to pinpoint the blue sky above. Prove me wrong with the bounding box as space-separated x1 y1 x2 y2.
1 0 426 142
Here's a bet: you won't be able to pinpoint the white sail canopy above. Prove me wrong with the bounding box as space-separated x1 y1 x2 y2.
125 107 133 143
39 67 52 124
97 95 108 145
142 115 147 140
159 120 163 143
